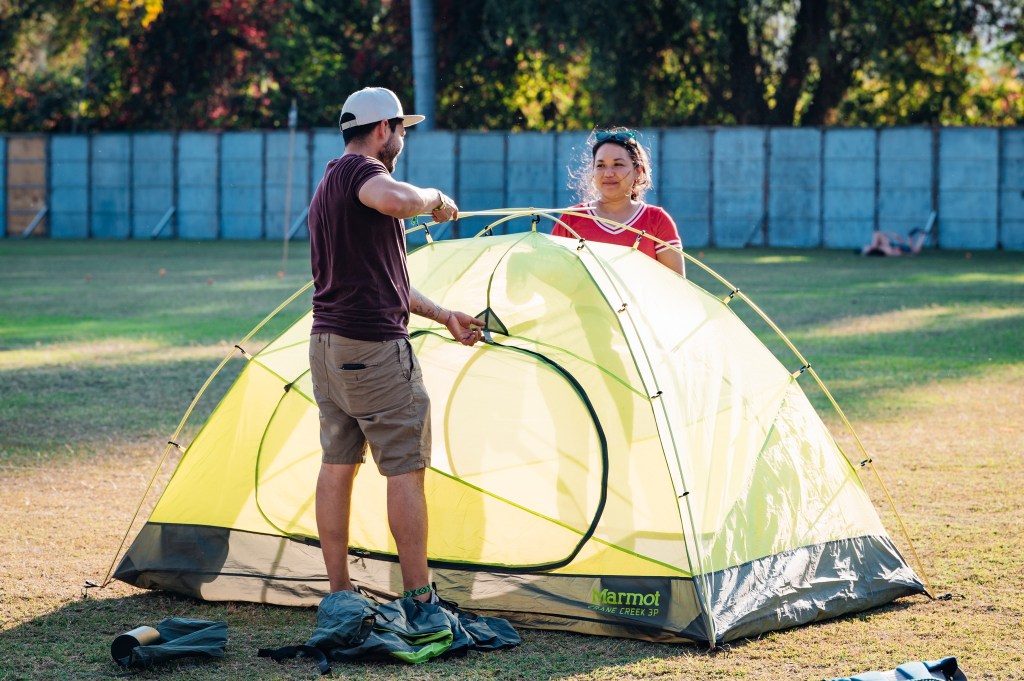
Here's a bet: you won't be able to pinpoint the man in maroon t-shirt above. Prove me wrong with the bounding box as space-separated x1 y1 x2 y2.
308 87 483 604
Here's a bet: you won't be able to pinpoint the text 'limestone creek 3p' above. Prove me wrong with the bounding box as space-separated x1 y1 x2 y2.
107 209 930 646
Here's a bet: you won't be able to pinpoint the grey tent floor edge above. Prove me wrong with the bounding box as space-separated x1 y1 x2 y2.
116 524 925 646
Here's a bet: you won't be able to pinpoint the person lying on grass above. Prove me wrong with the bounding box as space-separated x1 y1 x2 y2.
860 228 927 257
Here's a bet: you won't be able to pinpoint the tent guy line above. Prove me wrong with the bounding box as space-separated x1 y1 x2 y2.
102 208 931 646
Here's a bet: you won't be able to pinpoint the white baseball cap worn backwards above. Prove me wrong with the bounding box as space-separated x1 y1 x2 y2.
339 87 425 130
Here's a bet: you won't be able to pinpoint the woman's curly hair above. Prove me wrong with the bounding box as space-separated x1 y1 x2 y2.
567 126 654 204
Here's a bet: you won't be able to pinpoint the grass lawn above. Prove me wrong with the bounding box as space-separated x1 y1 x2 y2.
0 239 1022 680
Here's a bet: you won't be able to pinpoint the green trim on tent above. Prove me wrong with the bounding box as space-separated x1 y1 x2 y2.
113 227 927 644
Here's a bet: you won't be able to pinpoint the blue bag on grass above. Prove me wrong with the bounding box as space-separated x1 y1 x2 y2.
827 657 966 681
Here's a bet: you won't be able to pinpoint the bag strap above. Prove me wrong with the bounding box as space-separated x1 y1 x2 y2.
257 644 331 676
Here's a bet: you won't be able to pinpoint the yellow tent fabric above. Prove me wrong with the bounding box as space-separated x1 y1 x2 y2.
115 230 924 644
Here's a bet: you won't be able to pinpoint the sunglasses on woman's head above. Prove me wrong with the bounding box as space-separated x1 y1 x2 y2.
595 130 636 143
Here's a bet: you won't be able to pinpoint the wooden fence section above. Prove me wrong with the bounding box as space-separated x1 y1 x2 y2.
5 136 47 237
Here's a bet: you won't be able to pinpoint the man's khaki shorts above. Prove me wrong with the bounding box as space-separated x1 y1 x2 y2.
309 333 431 476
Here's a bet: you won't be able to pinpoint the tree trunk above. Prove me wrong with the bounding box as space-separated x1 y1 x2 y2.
723 3 769 124
771 0 830 125
410 0 436 129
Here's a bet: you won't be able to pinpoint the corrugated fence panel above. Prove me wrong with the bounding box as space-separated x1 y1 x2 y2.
404 131 456 245
311 129 341 195
49 136 89 238
221 132 264 240
177 133 219 240
636 128 661 208
507 133 556 232
878 128 933 238
1002 130 1024 251
265 130 310 241
458 132 505 216
714 128 766 247
939 128 998 249
90 133 131 238
555 131 589 211
131 133 174 239
662 128 711 248
768 128 821 247
823 129 876 249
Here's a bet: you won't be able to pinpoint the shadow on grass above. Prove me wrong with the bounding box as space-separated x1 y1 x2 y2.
792 311 1024 419
0 588 926 680
0 590 317 680
0 239 312 350
0 354 249 459
4 282 1021 458
706 250 1023 333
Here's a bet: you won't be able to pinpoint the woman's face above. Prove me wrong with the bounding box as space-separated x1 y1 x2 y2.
592 142 638 202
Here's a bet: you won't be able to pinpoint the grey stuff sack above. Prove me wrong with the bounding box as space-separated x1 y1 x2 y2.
115 618 228 670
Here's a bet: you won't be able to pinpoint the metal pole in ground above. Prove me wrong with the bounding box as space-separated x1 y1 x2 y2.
282 99 298 276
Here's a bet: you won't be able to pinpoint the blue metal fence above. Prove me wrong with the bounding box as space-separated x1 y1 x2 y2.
131 133 174 239
177 132 219 240
1004 130 1024 250
823 129 875 249
50 136 89 238
3 126 1024 249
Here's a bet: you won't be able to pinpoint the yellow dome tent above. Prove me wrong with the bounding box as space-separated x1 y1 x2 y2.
111 212 927 645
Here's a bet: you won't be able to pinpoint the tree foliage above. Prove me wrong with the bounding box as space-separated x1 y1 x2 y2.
1 0 1022 131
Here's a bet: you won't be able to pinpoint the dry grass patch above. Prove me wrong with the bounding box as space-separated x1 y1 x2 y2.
2 243 1022 680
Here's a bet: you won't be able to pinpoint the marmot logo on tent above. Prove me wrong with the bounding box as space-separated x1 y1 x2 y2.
591 588 661 617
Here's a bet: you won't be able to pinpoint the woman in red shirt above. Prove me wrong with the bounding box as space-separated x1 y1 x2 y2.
554 128 685 276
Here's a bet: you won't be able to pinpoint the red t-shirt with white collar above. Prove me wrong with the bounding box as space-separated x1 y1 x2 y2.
552 203 682 260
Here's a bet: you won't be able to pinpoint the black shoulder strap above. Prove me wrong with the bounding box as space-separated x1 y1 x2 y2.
257 644 331 676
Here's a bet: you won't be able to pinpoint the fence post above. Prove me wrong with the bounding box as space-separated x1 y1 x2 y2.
762 127 771 246
997 127 1004 249
873 127 880 232
707 128 715 247
931 124 940 245
818 127 826 247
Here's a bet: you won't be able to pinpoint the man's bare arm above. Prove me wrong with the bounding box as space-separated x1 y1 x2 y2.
410 288 484 347
410 288 449 324
359 175 457 222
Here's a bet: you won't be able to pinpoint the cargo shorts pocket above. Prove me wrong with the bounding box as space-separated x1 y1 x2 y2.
333 339 412 418
398 338 423 382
